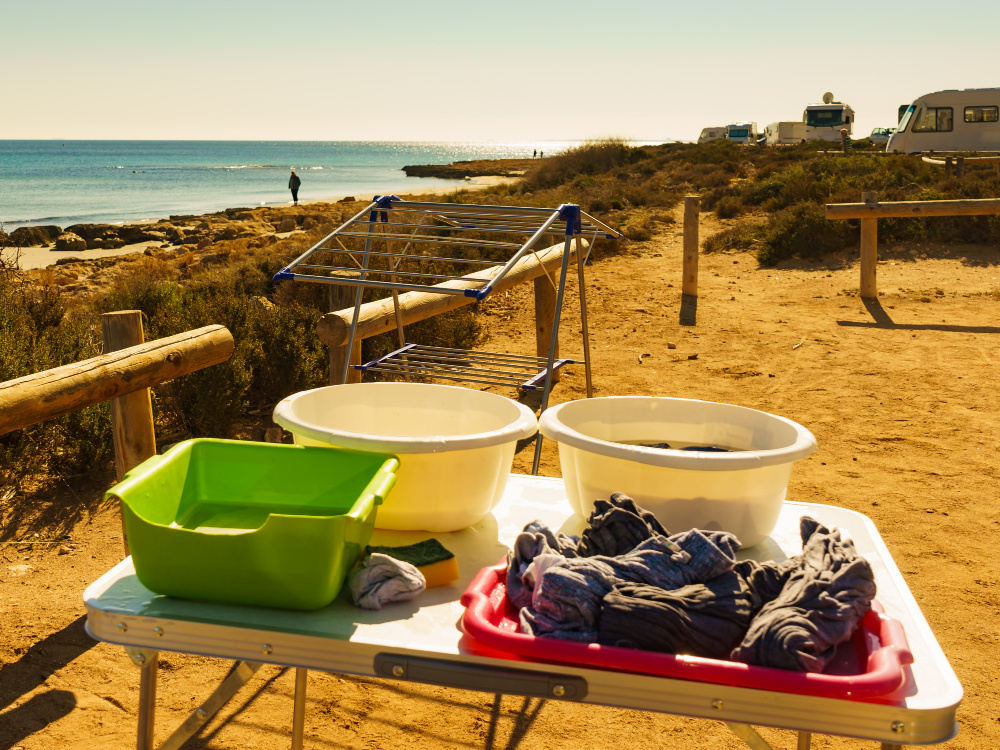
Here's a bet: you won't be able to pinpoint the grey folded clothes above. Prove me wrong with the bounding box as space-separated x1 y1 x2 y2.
597 558 799 659
507 491 694 610
507 493 877 673
730 517 877 672
519 528 741 641
349 553 426 610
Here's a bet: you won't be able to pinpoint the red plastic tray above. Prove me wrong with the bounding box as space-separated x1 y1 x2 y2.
460 561 914 701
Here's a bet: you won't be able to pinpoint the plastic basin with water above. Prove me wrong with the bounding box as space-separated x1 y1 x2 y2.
273 383 538 532
538 396 817 546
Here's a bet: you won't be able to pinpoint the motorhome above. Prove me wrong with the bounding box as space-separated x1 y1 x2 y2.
698 126 727 144
725 122 758 145
803 93 854 142
887 88 1000 153
764 121 807 146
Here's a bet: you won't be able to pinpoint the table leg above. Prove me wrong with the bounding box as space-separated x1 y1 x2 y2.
724 721 775 750
136 651 159 750
797 731 811 750
159 661 262 750
881 745 903 750
291 668 308 750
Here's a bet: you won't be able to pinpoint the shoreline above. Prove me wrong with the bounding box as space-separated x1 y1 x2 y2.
10 175 516 271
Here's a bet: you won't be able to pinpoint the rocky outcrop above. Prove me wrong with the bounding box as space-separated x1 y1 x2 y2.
55 232 87 251
10 225 63 247
402 158 533 179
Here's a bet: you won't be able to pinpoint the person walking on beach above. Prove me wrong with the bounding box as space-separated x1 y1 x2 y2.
289 168 301 206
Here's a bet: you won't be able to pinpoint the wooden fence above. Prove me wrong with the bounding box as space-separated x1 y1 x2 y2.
825 193 1000 298
0 314 234 551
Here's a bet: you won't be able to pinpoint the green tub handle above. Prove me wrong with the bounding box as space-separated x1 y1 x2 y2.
348 460 398 524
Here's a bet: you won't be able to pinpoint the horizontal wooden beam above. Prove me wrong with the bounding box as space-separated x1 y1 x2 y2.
826 198 1000 220
0 325 234 436
317 240 586 347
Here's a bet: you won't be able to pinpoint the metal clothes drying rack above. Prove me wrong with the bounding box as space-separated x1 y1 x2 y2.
273 195 623 472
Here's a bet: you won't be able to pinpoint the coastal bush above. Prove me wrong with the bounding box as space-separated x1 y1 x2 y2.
714 196 744 219
0 244 113 493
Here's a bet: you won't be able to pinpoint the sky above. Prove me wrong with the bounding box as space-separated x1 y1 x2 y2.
3 0 999 144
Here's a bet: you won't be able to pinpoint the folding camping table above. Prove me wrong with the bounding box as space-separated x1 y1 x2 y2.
83 475 961 750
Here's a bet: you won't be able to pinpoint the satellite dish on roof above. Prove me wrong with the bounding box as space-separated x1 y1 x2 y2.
822 92 835 104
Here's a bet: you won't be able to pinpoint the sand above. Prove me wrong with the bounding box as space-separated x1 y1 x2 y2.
1 206 998 749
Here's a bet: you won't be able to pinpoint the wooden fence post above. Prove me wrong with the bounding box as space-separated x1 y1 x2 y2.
945 157 953 177
682 195 700 297
101 310 156 555
956 157 965 179
328 282 362 385
534 275 560 383
859 192 878 299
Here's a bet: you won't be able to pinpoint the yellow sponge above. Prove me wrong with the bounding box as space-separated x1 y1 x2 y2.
365 539 459 588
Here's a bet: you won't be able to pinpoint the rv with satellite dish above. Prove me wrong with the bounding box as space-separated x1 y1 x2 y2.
698 126 728 144
764 121 807 146
887 88 1000 153
803 93 854 142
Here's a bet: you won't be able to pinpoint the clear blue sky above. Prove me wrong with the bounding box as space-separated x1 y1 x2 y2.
4 0 998 143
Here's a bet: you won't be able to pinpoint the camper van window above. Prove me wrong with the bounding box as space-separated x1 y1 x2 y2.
805 109 843 127
964 106 999 123
911 107 954 133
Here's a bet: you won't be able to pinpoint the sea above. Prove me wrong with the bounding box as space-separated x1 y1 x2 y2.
0 140 584 232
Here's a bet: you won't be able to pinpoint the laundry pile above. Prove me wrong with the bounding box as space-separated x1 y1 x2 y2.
506 493 876 672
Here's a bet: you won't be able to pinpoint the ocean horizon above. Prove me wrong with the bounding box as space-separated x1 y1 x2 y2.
0 140 656 233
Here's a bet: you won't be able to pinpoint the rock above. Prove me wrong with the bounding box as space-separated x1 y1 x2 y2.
338 196 356 203
143 230 168 242
235 212 255 221
196 237 212 250
87 237 104 249
10 225 62 247
55 232 87 251
251 295 275 312
277 218 297 233
53 257 85 266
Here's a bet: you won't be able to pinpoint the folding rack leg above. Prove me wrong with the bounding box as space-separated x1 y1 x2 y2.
575 236 594 399
531 231 576 474
340 217 381 384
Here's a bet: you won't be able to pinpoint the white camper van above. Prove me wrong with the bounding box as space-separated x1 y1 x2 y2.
803 93 854 142
725 122 758 145
764 121 807 146
887 88 1000 153
698 127 728 144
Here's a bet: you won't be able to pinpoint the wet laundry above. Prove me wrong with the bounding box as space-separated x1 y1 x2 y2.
730 517 877 672
507 493 876 672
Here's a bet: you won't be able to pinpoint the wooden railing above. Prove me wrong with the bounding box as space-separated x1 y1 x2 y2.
826 193 1000 298
316 239 589 385
0 314 235 551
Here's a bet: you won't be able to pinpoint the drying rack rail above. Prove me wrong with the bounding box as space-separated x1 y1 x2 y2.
274 195 623 472
355 343 577 391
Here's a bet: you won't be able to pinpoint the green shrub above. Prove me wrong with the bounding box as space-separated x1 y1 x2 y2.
715 196 744 219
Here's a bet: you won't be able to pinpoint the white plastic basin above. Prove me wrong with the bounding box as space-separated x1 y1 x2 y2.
272 383 537 532
538 396 817 546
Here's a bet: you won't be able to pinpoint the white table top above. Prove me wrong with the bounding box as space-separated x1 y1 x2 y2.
84 474 961 745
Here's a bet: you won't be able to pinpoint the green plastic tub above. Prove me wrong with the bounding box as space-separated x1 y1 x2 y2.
106 439 398 610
